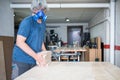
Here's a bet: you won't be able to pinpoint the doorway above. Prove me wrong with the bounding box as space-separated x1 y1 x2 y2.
67 26 83 46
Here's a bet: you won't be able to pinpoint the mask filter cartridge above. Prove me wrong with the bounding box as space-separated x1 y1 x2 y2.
33 10 47 21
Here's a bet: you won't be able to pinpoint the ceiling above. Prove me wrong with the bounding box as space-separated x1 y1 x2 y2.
11 0 110 26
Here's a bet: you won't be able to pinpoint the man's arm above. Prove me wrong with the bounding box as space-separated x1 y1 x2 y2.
16 35 42 64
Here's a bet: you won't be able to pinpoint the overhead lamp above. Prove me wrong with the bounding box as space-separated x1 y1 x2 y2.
13 14 15 16
65 18 70 22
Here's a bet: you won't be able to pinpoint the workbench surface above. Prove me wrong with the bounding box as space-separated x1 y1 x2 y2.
15 62 120 80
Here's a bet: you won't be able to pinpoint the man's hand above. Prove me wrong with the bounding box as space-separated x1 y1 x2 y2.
35 53 46 67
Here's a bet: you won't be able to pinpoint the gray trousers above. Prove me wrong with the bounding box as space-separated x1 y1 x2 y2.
11 61 36 80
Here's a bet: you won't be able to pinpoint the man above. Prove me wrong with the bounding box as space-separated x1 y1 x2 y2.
12 0 48 79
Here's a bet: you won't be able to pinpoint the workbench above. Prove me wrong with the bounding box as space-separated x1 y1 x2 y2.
54 47 87 61
15 62 120 80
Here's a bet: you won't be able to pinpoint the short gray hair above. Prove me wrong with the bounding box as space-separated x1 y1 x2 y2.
31 0 48 12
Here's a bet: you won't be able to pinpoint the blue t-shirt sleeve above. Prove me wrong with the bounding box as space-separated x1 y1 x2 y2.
17 19 31 38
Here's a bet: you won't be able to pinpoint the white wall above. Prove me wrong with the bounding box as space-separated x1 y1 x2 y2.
0 0 14 37
88 9 110 62
90 22 106 42
46 23 88 43
115 0 120 67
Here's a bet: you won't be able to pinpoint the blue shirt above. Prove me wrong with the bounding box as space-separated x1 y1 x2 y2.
12 16 46 64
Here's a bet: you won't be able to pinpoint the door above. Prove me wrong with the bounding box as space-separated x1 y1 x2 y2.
67 26 83 46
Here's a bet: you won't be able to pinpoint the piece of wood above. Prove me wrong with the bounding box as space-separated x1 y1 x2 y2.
89 49 102 61
84 48 89 61
15 62 120 80
36 51 52 66
0 41 6 80
97 37 101 49
89 49 96 61
90 37 101 49
97 49 102 61
0 36 14 80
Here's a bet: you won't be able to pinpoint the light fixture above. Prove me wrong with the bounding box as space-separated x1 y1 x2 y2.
13 14 15 16
65 18 70 22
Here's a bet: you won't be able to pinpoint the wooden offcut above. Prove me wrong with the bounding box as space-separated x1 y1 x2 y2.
36 51 52 66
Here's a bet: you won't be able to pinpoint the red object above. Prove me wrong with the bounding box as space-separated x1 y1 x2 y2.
104 44 110 49
104 44 120 51
115 45 120 50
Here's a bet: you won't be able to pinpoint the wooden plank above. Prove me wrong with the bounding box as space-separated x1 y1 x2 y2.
97 37 101 49
0 41 6 80
97 49 102 61
89 49 96 61
0 36 14 80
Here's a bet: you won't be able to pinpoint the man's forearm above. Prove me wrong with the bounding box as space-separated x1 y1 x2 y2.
16 41 37 59
16 35 37 60
42 43 46 51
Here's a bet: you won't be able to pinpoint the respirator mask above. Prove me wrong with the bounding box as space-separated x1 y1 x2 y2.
33 10 47 22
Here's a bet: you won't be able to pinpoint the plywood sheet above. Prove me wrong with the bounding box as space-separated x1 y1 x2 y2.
15 62 120 80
